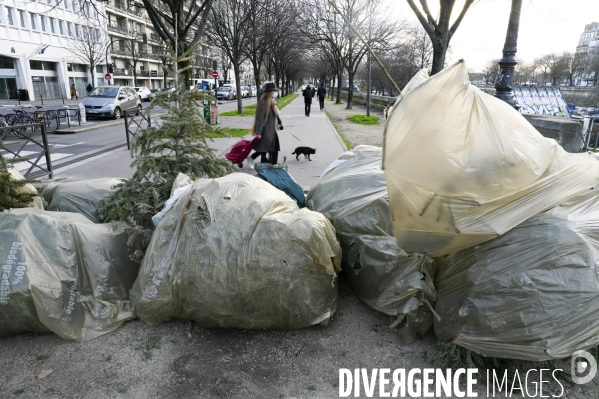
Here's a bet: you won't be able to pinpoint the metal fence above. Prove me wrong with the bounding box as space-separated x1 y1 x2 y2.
32 82 63 100
0 122 53 178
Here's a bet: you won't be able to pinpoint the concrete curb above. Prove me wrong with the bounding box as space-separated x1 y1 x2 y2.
54 112 168 134
323 110 351 151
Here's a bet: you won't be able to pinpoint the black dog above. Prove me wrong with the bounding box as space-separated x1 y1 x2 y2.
292 147 316 161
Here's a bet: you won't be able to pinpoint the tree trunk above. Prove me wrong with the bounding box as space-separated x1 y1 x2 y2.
346 71 354 110
335 70 342 104
430 43 447 75
234 64 242 114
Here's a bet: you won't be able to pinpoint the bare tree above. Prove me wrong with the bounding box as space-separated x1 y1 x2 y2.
406 0 474 75
68 21 110 90
482 58 501 85
207 0 252 113
141 0 214 88
121 35 149 87
561 52 586 87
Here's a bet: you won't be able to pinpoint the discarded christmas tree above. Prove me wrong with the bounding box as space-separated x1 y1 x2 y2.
0 140 40 211
97 49 237 261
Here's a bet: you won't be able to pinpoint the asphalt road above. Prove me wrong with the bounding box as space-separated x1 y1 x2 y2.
2 97 257 176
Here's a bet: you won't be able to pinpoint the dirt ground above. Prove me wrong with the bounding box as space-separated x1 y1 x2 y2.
323 98 385 148
3 98 599 398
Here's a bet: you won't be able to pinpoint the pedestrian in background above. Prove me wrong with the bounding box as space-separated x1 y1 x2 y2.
302 84 312 117
317 82 326 110
86 83 93 95
249 82 283 169
70 83 78 100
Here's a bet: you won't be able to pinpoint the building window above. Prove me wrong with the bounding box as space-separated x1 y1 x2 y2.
6 8 13 25
0 56 15 69
59 20 64 35
41 17 46 32
73 0 79 12
67 23 72 36
19 11 25 28
30 14 36 30
49 18 55 33
95 29 100 41
96 65 103 73
75 24 80 38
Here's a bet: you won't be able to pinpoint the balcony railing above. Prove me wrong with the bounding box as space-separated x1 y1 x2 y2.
108 22 128 34
113 68 130 76
111 48 128 56
114 0 127 11
137 70 150 77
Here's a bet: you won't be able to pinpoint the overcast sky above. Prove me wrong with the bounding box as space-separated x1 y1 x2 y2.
391 0 599 71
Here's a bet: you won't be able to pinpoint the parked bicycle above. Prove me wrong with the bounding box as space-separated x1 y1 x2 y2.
15 106 53 133
0 111 34 140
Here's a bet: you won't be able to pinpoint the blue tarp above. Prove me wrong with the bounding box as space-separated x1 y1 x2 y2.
255 164 305 207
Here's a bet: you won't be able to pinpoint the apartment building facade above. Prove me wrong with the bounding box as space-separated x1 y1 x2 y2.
575 22 599 86
0 0 106 100
105 0 214 90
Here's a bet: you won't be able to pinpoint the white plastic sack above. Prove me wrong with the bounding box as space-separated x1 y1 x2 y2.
0 208 138 341
383 60 599 257
132 173 342 329
42 178 123 222
307 146 436 338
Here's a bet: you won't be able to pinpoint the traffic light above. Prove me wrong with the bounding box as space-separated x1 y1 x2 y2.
108 63 114 73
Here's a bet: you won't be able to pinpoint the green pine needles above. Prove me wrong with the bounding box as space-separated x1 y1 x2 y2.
0 141 40 211
97 89 237 262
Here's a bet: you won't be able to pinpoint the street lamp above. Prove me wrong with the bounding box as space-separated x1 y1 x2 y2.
494 0 522 109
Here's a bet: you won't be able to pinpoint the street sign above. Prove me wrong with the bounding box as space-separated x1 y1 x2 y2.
212 70 219 78
105 73 112 80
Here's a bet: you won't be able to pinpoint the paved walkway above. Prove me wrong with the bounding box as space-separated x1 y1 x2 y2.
39 94 348 190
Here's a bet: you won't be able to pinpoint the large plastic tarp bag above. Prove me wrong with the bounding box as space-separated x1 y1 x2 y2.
383 60 599 257
41 178 122 222
255 163 305 207
434 187 599 360
132 173 341 329
7 167 44 209
307 146 436 338
0 208 138 341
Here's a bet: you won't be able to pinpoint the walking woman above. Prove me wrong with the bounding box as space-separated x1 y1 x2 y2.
248 82 283 169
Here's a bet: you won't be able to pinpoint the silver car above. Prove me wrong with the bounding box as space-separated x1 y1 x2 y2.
81 86 142 119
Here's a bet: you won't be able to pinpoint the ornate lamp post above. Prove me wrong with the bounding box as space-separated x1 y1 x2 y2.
494 0 522 109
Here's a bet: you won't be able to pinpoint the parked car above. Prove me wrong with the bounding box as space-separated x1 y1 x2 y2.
216 86 235 101
222 84 237 99
81 86 142 120
251 86 257 97
133 86 153 102
240 86 250 98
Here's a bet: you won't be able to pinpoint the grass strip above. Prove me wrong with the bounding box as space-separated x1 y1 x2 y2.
208 128 250 138
347 114 380 125
325 110 352 151
219 93 299 116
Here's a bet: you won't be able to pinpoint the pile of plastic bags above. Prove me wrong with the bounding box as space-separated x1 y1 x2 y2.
374 60 599 360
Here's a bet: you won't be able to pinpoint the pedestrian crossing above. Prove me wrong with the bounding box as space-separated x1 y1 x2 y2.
1 149 73 172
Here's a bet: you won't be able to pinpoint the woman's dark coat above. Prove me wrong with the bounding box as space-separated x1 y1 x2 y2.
253 99 280 153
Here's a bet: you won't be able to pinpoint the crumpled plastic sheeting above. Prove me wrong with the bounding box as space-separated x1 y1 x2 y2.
131 173 341 329
0 208 138 341
307 146 436 338
42 178 123 222
383 60 599 257
434 193 599 360
8 167 44 209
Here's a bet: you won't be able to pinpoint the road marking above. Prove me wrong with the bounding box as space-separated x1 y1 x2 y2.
12 152 74 172
52 142 84 148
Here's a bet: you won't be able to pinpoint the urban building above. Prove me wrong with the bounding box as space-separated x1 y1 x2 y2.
575 22 599 86
0 0 107 100
104 0 214 90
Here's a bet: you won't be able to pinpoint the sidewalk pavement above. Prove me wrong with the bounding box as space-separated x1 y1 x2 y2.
38 94 349 190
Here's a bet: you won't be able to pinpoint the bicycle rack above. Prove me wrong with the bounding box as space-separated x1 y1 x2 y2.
0 122 53 178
